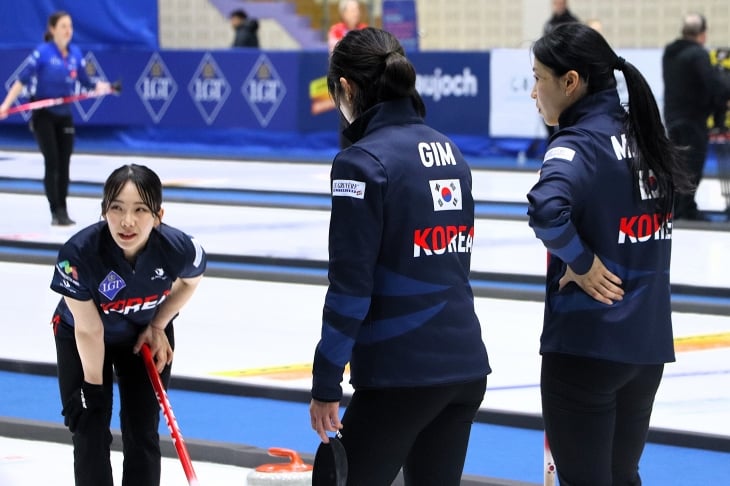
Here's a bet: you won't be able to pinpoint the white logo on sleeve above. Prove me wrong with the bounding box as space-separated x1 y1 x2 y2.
332 179 366 199
430 179 463 211
544 147 576 162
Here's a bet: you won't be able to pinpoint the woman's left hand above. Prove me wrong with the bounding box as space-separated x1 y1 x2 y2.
133 325 173 373
559 254 624 305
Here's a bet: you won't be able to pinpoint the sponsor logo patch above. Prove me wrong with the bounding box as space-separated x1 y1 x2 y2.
332 179 366 199
98 271 126 301
544 147 576 162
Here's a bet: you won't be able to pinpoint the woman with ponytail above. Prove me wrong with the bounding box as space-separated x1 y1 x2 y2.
0 11 111 226
527 22 691 485
309 27 490 485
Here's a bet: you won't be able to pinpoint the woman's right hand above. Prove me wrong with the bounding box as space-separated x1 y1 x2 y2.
0 105 9 120
310 399 343 443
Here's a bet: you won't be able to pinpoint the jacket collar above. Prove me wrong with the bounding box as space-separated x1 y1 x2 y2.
558 88 624 129
342 98 423 143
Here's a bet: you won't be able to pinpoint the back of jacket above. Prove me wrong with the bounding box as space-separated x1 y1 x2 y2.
311 98 490 401
527 90 675 365
663 39 716 126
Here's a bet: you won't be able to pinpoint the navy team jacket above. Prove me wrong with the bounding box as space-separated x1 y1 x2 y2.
50 221 206 344
527 89 675 365
311 98 491 402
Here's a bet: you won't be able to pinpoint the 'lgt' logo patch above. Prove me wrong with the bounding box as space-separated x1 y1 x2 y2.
99 271 126 301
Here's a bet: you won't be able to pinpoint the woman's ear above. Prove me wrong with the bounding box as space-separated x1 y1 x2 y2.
563 70 581 97
155 207 165 227
339 77 353 102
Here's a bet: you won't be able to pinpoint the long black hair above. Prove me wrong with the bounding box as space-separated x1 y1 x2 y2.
327 27 425 120
533 22 692 215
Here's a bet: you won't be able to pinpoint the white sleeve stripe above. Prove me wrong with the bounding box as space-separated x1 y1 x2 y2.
191 238 203 268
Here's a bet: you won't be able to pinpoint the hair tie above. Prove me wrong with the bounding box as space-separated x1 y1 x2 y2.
614 56 626 70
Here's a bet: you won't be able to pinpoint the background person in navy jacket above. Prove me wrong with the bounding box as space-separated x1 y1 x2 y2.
309 27 490 486
528 23 692 485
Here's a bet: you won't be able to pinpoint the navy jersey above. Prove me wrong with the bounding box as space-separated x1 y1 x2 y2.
312 98 491 401
17 42 96 116
527 89 675 365
50 221 206 344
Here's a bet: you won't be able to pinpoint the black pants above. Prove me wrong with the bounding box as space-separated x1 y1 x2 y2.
338 377 487 486
667 121 709 218
30 109 75 215
54 324 174 486
541 353 664 486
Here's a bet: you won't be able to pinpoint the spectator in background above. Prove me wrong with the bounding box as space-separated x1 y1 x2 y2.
328 0 367 53
328 0 368 149
542 0 580 138
663 13 730 220
543 0 579 35
230 9 259 48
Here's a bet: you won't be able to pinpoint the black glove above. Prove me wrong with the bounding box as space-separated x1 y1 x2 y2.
62 381 106 433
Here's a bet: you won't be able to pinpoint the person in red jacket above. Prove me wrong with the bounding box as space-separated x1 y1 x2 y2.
328 0 368 150
328 0 367 53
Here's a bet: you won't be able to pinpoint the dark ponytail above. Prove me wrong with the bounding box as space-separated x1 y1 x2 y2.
533 22 692 216
617 58 693 211
327 27 425 119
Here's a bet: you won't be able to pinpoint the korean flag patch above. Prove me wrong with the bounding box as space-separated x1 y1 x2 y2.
430 179 463 211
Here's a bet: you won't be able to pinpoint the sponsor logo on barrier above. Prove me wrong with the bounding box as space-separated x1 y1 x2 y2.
188 53 231 125
416 67 478 102
136 53 178 123
242 54 287 127
74 52 108 121
4 58 35 121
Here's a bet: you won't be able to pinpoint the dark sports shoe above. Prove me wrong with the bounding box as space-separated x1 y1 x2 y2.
51 209 76 226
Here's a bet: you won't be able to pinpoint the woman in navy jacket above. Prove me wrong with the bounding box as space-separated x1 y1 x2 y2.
309 27 490 485
527 23 691 485
50 164 206 485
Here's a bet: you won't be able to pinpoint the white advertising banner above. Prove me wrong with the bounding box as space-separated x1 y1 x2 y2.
489 48 546 138
489 48 664 138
